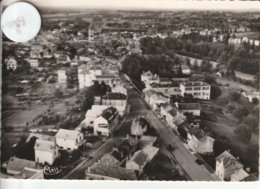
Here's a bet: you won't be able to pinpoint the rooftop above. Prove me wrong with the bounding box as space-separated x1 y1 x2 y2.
55 129 82 140
103 92 127 100
128 150 147 166
182 81 210 87
86 163 137 180
5 157 35 173
101 106 118 123
188 127 206 139
34 139 56 152
142 145 159 161
216 150 243 170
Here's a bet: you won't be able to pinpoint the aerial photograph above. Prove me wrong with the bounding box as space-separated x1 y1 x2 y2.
0 0 259 181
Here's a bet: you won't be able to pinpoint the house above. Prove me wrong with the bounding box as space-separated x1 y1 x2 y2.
111 83 127 95
180 81 211 100
131 117 148 137
144 90 169 111
102 92 127 115
140 136 158 146
172 64 191 75
161 102 186 131
5 57 17 71
81 105 108 128
126 150 148 174
93 107 119 136
187 127 215 154
29 59 39 68
176 102 201 116
215 150 247 181
147 83 181 97
99 150 123 167
34 139 59 166
126 145 159 174
57 54 70 64
4 157 43 178
242 91 260 103
141 71 160 88
5 157 35 175
230 168 250 181
57 69 67 84
85 163 137 180
78 64 102 89
55 129 85 151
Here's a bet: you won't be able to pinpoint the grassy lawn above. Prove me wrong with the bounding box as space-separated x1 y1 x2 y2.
200 86 259 172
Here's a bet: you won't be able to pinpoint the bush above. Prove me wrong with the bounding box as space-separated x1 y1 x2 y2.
233 106 249 119
210 85 222 100
234 125 252 142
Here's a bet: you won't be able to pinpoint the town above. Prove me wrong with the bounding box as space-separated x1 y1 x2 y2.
1 9 259 181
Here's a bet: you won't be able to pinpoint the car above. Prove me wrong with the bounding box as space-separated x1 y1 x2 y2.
195 159 203 165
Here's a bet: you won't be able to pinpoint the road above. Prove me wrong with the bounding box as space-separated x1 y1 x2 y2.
124 78 220 181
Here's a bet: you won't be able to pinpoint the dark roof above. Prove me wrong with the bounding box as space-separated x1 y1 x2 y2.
242 173 258 181
168 108 178 117
101 107 118 123
103 93 127 100
179 103 201 110
129 150 147 166
150 82 179 88
134 117 148 128
87 163 137 180
188 127 206 139
216 151 243 170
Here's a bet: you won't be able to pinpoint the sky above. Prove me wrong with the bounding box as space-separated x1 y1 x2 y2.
2 0 260 11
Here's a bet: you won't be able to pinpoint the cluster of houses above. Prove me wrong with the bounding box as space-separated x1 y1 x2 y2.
2 129 85 179
85 133 159 180
228 37 260 47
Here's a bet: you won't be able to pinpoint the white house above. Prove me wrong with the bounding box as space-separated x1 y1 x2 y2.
34 139 59 165
5 57 17 71
126 150 148 174
81 105 108 128
187 127 215 154
131 117 148 137
180 81 211 100
29 59 39 68
55 129 85 151
141 71 160 88
78 64 102 89
102 93 127 115
147 83 181 97
93 107 119 137
111 84 127 95
215 150 247 181
57 69 67 84
144 90 169 111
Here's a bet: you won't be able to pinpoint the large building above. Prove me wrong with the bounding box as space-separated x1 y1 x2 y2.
180 81 211 100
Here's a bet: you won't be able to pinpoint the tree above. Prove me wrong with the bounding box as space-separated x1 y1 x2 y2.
230 91 241 101
54 88 63 98
243 114 258 131
204 76 217 85
233 106 249 119
252 97 259 105
210 85 222 100
80 88 95 112
234 125 252 142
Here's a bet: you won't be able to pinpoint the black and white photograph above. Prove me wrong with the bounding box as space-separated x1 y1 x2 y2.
0 0 259 182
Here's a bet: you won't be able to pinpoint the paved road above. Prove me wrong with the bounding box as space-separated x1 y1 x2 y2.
123 78 220 181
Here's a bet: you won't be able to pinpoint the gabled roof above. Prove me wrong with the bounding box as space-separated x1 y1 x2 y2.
55 129 82 140
231 168 249 181
6 157 35 173
161 102 174 112
188 127 206 140
142 145 159 161
87 163 137 180
101 107 118 123
128 150 147 166
34 139 56 152
100 152 121 166
216 150 243 170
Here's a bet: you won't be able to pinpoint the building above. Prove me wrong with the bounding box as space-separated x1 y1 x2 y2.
242 91 260 103
187 127 215 154
99 150 123 167
93 107 119 137
34 139 59 166
161 102 186 131
180 81 211 100
111 83 127 95
85 163 137 180
57 54 70 64
81 105 108 128
29 59 39 68
55 129 85 151
5 157 36 175
141 71 160 88
131 117 148 137
177 102 201 116
147 83 181 97
57 69 67 84
215 150 248 181
126 150 148 174
102 92 127 115
78 64 102 89
144 90 169 111
88 23 95 42
5 57 17 71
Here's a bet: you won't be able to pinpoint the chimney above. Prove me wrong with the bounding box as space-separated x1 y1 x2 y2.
246 167 251 173
175 102 179 110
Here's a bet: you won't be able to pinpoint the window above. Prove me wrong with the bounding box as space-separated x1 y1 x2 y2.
186 87 192 91
203 87 209 90
194 87 201 90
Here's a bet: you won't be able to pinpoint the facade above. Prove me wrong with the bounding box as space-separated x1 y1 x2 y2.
93 107 119 137
29 59 39 68
102 93 127 115
187 127 215 154
34 139 59 166
147 83 181 97
141 71 160 88
180 81 211 100
78 64 102 89
144 90 169 111
215 150 247 181
82 105 108 128
57 69 67 84
55 129 85 151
